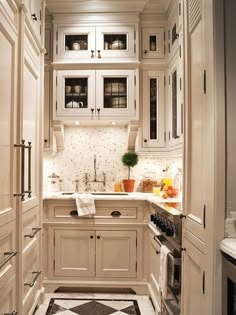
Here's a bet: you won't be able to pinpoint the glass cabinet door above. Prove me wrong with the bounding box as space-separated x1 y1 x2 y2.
96 69 136 117
142 27 165 59
95 26 136 59
56 70 96 117
142 70 165 148
55 26 95 60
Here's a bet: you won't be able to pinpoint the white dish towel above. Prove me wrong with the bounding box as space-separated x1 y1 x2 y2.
74 193 96 216
159 244 171 299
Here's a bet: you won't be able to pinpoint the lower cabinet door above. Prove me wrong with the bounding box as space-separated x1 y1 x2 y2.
182 236 206 315
54 229 96 277
149 232 161 305
0 275 16 315
96 230 137 278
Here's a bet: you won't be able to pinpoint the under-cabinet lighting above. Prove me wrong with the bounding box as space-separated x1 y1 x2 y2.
74 121 80 125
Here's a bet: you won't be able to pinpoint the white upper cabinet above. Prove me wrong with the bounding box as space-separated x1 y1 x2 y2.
54 69 138 121
141 27 165 60
54 24 137 62
23 0 43 44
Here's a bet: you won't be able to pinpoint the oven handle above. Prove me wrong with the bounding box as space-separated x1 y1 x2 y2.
153 235 163 247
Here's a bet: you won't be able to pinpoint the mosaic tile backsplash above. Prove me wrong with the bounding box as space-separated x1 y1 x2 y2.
43 126 182 192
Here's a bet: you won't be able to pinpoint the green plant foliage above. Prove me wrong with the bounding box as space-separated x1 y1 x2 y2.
121 151 139 179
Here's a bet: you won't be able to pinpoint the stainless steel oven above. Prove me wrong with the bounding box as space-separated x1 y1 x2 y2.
222 252 236 315
150 203 182 315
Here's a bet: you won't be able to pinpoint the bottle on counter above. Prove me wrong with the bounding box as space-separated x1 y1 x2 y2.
114 175 122 192
161 165 173 190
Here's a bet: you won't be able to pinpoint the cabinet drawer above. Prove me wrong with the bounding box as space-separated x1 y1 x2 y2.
0 221 17 284
49 204 137 221
0 275 16 315
23 206 41 252
23 239 41 301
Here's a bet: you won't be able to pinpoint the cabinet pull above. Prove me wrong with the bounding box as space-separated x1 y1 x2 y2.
97 50 101 58
144 139 148 143
31 13 37 21
156 250 160 255
24 227 41 238
97 235 100 239
4 311 18 315
90 235 94 239
97 108 100 114
144 50 148 54
44 139 48 143
14 140 26 200
91 108 94 115
25 141 32 198
202 271 205 294
0 250 17 270
153 235 162 247
91 50 94 58
111 210 121 217
24 271 41 287
70 210 78 216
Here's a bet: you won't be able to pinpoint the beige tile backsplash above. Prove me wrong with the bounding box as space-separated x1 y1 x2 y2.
43 126 182 192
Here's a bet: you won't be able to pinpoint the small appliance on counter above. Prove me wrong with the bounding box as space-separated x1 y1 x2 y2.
46 173 62 192
142 171 157 193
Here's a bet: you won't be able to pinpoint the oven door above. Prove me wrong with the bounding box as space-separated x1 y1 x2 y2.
222 253 236 315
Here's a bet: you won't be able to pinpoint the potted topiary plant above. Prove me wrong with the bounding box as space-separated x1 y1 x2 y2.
121 151 139 192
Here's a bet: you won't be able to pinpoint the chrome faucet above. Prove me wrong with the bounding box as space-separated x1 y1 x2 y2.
84 155 106 191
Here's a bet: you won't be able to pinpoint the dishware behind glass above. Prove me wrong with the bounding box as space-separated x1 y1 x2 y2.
65 85 71 93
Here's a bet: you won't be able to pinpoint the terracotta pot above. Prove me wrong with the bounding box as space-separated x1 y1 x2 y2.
123 179 135 192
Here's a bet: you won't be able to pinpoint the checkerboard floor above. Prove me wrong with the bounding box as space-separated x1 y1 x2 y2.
35 293 156 315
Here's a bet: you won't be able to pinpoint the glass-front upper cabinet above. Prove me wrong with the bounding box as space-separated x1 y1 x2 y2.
141 27 165 59
141 70 165 148
54 69 137 120
55 70 96 117
54 25 136 61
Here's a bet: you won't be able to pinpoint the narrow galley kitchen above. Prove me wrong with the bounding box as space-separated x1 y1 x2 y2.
0 0 231 315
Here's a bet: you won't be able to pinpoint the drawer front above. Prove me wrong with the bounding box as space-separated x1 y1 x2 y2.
23 206 41 252
0 275 17 315
49 204 137 221
0 221 17 284
23 239 41 301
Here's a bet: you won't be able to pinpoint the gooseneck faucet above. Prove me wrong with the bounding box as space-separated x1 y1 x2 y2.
85 155 106 191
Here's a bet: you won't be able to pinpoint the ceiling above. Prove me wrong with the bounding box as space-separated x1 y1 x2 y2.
45 0 172 14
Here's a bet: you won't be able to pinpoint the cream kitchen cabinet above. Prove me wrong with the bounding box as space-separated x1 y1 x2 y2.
136 69 165 152
23 0 43 45
54 69 138 121
54 24 137 62
141 27 165 60
167 53 183 148
54 229 137 278
182 235 206 315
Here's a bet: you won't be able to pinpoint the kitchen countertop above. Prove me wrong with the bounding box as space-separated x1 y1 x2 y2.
43 191 182 211
220 238 236 260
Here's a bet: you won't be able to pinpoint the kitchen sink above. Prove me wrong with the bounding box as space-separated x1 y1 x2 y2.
61 192 128 195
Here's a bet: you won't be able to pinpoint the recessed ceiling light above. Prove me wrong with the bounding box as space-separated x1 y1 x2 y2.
111 121 117 125
74 121 80 125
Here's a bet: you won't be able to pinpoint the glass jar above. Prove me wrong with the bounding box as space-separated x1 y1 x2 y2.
142 171 157 193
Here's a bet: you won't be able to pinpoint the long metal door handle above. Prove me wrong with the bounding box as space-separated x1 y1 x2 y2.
14 140 26 200
153 235 163 247
24 141 32 198
24 270 41 287
0 250 17 270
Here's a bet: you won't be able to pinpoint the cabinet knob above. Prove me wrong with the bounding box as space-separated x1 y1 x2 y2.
144 50 148 54
97 235 100 239
97 108 100 113
144 139 148 143
91 108 94 113
31 13 37 21
156 251 160 255
91 50 94 58
44 139 48 143
97 50 101 58
90 235 94 239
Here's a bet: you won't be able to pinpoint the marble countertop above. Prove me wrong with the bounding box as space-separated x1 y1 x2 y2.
43 191 182 211
220 238 236 260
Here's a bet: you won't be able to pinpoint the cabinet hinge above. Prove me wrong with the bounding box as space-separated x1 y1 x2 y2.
53 259 55 270
136 261 137 272
56 101 58 111
136 238 137 248
169 76 170 85
203 70 206 94
164 76 166 86
168 43 170 53
134 29 136 40
56 76 58 86
180 78 182 91
164 31 166 42
40 25 41 35
56 44 58 55
164 44 166 55
54 236 55 246
203 204 206 228
134 99 136 110
179 45 181 58
134 75 136 86
56 31 58 41
169 131 171 141
179 2 181 16
202 271 205 294
164 131 166 142
40 10 41 21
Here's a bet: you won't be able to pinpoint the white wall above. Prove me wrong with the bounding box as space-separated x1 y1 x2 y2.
43 126 182 192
